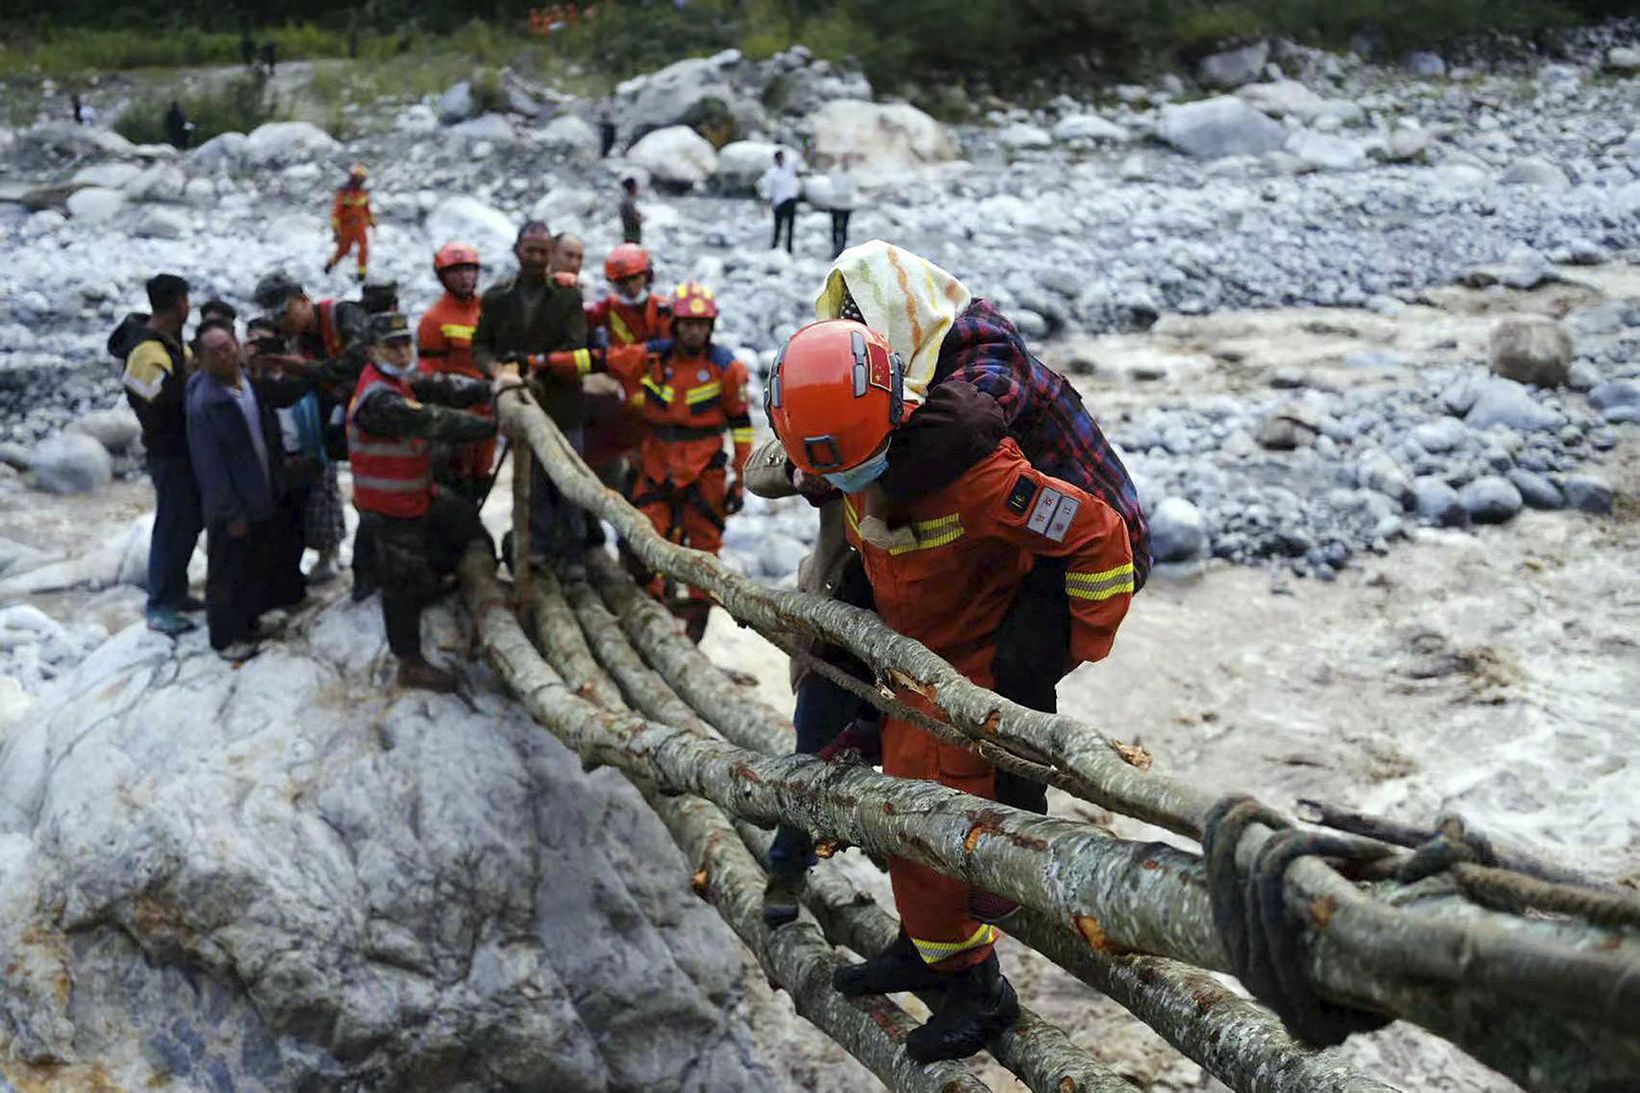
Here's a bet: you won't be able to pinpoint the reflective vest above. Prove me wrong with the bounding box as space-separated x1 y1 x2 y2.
631 343 748 487
346 362 432 518
316 299 345 359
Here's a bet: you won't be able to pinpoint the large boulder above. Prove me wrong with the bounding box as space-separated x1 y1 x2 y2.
66 407 142 456
1489 318 1572 388
804 100 955 176
998 123 1053 150
1198 40 1270 88
1237 80 1326 122
445 113 516 146
243 121 340 167
1404 51 1446 78
1412 476 1469 527
1149 497 1208 562
1499 157 1570 190
439 80 476 124
188 131 247 170
1285 130 1368 172
0 604 781 1089
132 205 190 240
713 140 800 194
29 432 113 494
1459 476 1523 524
424 196 517 259
1604 46 1640 72
626 126 720 188
1157 97 1286 159
18 123 138 162
1463 377 1562 432
1050 114 1129 144
539 113 598 155
616 51 760 141
64 186 125 224
122 162 188 202
71 162 142 189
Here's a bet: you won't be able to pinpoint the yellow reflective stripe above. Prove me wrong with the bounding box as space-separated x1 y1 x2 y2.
730 427 755 444
911 924 999 964
573 348 593 375
1066 562 1135 602
438 323 475 341
685 381 722 404
642 378 674 402
608 309 636 346
842 497 861 534
888 513 964 555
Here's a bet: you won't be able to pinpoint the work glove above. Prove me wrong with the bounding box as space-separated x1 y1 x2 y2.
817 718 883 765
725 477 744 515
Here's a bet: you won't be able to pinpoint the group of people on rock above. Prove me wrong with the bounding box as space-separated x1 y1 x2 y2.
115 164 1153 1059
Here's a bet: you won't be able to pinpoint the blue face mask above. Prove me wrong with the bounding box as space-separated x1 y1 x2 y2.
823 448 889 494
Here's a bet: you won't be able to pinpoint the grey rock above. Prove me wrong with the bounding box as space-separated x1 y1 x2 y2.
1357 450 1414 508
1413 476 1468 527
627 126 719 187
539 113 599 154
1588 380 1639 411
1465 377 1562 432
999 123 1053 150
132 205 190 240
1198 41 1270 89
1412 417 1469 453
1459 475 1523 524
242 122 339 166
1404 51 1447 78
1566 301 1631 338
65 407 141 456
1489 318 1572 388
1149 496 1208 562
1285 130 1368 172
1607 46 1640 71
1499 157 1570 190
28 432 112 494
1050 114 1129 144
1157 96 1286 159
64 186 125 224
715 140 799 193
1255 411 1319 450
439 80 476 123
1506 468 1564 509
1563 475 1614 514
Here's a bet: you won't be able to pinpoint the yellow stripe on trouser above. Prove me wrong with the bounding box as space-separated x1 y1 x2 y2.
912 923 998 965
1066 562 1136 601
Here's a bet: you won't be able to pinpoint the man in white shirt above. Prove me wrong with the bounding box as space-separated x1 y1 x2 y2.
758 150 801 254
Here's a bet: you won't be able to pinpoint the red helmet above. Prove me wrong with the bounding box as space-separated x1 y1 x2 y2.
434 242 480 272
671 281 719 321
767 320 905 474
604 243 652 282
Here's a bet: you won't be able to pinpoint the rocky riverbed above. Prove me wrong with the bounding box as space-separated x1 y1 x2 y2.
0 22 1637 1093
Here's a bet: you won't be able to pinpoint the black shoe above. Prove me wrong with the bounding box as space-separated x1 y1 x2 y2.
832 933 950 997
350 577 378 603
174 595 207 614
763 868 806 928
904 952 1020 1064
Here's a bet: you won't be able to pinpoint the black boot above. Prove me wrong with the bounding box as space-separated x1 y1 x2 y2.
904 952 1020 1063
762 866 806 928
832 932 950 997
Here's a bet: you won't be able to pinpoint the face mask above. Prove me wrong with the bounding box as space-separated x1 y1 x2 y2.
619 286 649 306
374 352 410 377
823 448 889 494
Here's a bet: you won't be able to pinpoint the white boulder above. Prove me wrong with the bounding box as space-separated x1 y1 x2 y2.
999 123 1053 150
1198 40 1270 88
1050 114 1129 144
713 140 799 193
65 186 125 224
243 122 340 166
66 407 142 456
188 131 247 170
71 162 141 189
446 113 516 145
1285 130 1368 172
424 196 517 259
539 113 598 154
804 100 955 177
132 205 191 240
1157 96 1286 159
626 126 719 188
29 432 113 495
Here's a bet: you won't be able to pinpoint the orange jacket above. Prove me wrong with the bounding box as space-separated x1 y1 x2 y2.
842 437 1133 680
417 292 483 380
331 186 373 233
586 294 670 347
544 339 752 486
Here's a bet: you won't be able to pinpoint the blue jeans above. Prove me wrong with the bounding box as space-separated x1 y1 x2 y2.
768 669 864 873
146 453 202 612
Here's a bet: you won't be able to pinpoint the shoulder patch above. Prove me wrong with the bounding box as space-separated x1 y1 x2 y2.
1005 475 1038 515
1026 486 1080 543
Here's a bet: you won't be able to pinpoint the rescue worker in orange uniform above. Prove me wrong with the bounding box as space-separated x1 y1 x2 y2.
585 244 670 348
324 163 375 281
536 282 751 642
417 242 494 503
766 319 1136 1063
581 244 670 493
347 311 514 692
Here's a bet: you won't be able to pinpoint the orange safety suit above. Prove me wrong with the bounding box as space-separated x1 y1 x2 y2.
841 437 1135 970
417 292 494 481
327 185 374 277
583 294 670 473
545 338 752 585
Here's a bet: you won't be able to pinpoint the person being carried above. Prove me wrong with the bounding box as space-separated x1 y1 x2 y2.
471 220 589 572
534 281 751 642
109 273 203 636
254 270 376 598
417 242 494 505
347 312 507 692
324 164 375 281
766 318 1136 1063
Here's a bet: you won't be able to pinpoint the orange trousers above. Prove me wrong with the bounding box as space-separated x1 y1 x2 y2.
327 226 369 275
634 467 727 603
884 699 1000 970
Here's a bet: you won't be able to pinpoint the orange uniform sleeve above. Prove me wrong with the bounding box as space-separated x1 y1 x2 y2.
959 444 1134 666
539 341 649 382
586 298 610 328
330 190 343 231
722 358 753 474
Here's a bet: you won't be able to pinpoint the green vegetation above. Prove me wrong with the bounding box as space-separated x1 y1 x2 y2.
0 0 1627 93
113 72 286 146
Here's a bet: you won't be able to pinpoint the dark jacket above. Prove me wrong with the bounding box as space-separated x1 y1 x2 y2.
185 369 310 526
297 298 373 461
110 313 189 457
472 274 588 428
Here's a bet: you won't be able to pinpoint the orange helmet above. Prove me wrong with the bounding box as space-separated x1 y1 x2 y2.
671 281 718 320
433 242 481 272
604 243 652 282
348 162 368 178
767 320 906 475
